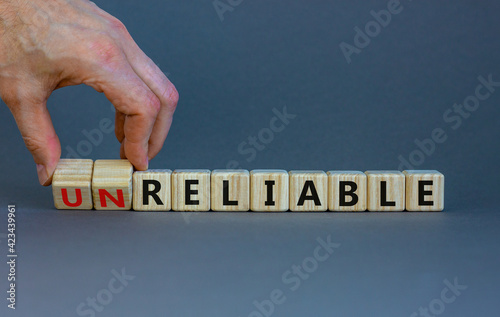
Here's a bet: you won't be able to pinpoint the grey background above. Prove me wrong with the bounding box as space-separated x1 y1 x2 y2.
1 0 499 316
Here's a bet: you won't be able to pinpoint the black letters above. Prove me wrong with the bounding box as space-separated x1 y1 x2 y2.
223 180 238 205
418 180 434 206
380 181 396 206
143 180 163 205
185 180 199 205
298 181 321 206
339 181 358 206
265 180 275 206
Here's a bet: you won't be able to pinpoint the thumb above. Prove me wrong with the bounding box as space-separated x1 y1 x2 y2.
4 92 61 186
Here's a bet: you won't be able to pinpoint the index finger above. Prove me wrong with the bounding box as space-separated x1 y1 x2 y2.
84 57 160 170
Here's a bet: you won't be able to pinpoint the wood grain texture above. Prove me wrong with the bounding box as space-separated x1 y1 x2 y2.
92 160 133 210
327 171 366 211
403 170 444 211
51 160 443 212
172 170 211 211
289 171 327 211
133 170 172 211
211 170 250 211
365 171 405 211
52 159 94 210
250 170 289 212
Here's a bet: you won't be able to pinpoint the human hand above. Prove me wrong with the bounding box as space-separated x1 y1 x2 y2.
0 0 179 185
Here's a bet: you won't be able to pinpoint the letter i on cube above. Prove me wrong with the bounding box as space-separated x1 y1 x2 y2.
250 170 289 212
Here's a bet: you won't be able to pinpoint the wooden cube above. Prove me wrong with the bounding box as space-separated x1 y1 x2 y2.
289 171 327 211
250 170 289 212
133 170 172 211
403 170 444 211
365 171 405 211
172 170 211 211
327 171 367 211
52 159 94 210
211 170 250 211
92 160 133 210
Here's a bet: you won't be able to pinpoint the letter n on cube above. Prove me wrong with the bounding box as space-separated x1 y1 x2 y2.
92 160 133 210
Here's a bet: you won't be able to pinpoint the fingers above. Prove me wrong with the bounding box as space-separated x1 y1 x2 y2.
77 5 178 160
2 88 61 186
83 51 161 171
115 110 125 143
120 41 179 159
72 9 178 167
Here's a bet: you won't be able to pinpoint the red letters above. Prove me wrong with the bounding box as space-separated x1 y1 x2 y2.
98 189 125 208
61 188 83 207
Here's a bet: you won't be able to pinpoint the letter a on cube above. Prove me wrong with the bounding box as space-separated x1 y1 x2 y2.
92 160 133 210
289 171 327 211
133 170 172 211
52 159 94 210
403 170 444 211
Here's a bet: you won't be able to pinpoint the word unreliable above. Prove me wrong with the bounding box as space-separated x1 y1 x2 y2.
52 159 444 212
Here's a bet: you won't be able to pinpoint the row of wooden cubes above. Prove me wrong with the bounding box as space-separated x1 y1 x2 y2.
52 159 444 211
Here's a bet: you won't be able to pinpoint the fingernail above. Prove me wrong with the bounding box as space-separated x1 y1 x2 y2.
144 157 149 170
36 164 50 186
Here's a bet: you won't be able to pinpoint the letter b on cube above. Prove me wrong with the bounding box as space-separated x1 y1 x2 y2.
327 171 366 211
